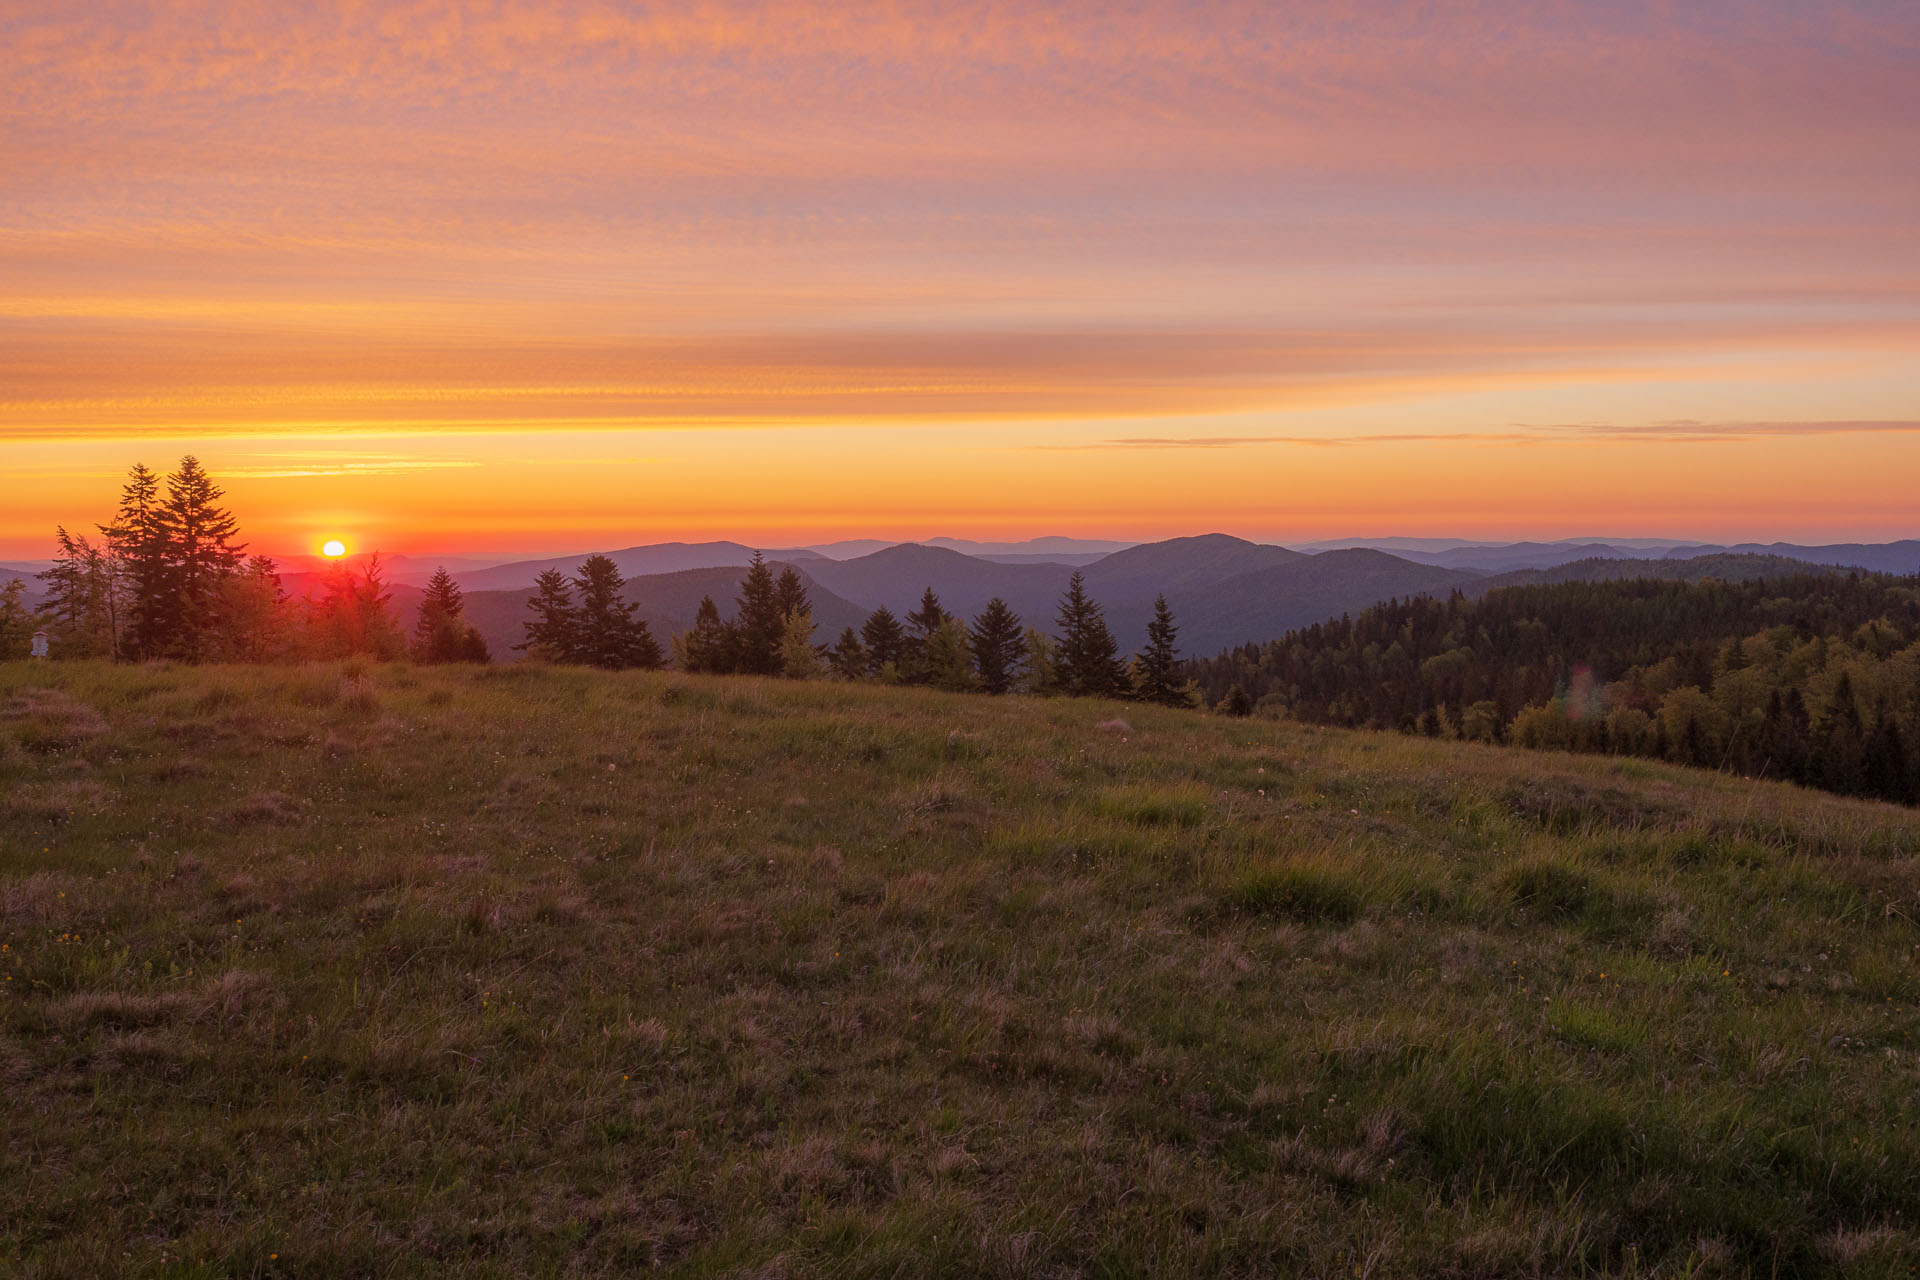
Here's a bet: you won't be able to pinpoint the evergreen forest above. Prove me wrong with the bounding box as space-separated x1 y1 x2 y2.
1183 572 1920 804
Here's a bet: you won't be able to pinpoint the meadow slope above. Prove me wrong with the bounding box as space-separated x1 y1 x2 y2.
3 662 1919 1277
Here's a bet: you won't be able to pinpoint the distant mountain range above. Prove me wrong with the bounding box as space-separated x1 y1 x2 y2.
427 538 1908 661
8 535 1914 662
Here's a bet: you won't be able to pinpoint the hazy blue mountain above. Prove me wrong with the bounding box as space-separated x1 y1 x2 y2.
452 542 822 592
797 544 1075 625
1473 553 1838 593
275 552 525 586
1168 549 1481 654
1387 541 1655 572
800 536 1135 561
973 552 1112 566
1081 533 1307 596
1657 540 1920 575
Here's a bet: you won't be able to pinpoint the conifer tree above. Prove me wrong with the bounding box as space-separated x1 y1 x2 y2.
779 607 823 679
901 587 949 684
678 595 736 673
36 528 115 657
1864 698 1910 804
860 606 906 678
925 617 977 691
115 463 169 659
219 556 292 662
906 587 948 639
1021 626 1061 694
827 627 868 680
158 455 245 661
1052 571 1129 698
968 597 1024 695
0 578 32 659
1813 671 1867 795
733 552 784 675
569 554 662 669
411 566 488 663
310 555 404 658
773 565 811 621
518 568 579 661
1132 594 1187 706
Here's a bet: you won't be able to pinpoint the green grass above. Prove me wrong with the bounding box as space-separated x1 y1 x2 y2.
4 661 1920 1276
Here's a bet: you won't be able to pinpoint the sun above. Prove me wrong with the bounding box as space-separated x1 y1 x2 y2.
321 539 347 558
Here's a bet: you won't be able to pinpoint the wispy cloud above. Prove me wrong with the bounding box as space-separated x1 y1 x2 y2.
1039 420 1920 452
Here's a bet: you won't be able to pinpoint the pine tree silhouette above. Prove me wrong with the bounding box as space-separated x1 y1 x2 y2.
114 463 168 660
967 598 1023 695
570 554 663 670
1133 594 1186 706
828 627 867 679
158 455 245 661
1053 571 1128 698
733 553 784 675
519 568 579 661
680 595 737 673
412 567 482 663
901 587 949 685
860 606 906 677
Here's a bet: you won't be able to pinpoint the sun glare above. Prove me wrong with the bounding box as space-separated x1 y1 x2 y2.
321 539 347 558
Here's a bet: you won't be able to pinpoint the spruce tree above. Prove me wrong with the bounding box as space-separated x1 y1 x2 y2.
828 627 867 680
779 608 822 679
926 617 977 691
0 578 32 659
412 567 467 662
1863 698 1910 803
901 587 949 684
220 556 292 662
310 555 404 658
733 553 784 675
158 455 245 661
679 595 736 673
968 597 1024 695
860 606 906 677
773 565 811 622
1053 571 1128 698
518 568 579 661
1813 671 1867 795
1020 626 1059 695
115 463 170 659
1133 594 1186 706
570 554 663 670
36 528 114 657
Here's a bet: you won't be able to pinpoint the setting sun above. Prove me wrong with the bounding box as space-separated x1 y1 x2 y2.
321 539 346 558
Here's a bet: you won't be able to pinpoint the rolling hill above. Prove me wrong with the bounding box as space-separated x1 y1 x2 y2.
453 542 824 593
6 661 1919 1272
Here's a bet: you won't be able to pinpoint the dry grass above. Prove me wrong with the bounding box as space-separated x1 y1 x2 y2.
3 660 1920 1276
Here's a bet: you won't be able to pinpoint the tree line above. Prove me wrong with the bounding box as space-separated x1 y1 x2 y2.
9 459 1196 705
1181 572 1920 805
524 550 1196 704
6 458 489 665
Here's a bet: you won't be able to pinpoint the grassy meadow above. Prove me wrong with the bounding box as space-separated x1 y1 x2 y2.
4 660 1920 1277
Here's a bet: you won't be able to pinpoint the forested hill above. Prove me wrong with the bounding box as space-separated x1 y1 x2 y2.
1182 570 1920 805
1473 551 1821 591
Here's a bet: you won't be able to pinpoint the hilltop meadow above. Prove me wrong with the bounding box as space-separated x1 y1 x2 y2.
4 660 1920 1277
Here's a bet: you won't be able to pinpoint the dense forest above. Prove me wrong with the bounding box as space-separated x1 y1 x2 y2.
1183 572 1920 804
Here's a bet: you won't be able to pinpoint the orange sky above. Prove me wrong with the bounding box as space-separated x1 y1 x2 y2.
4 1 1918 558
